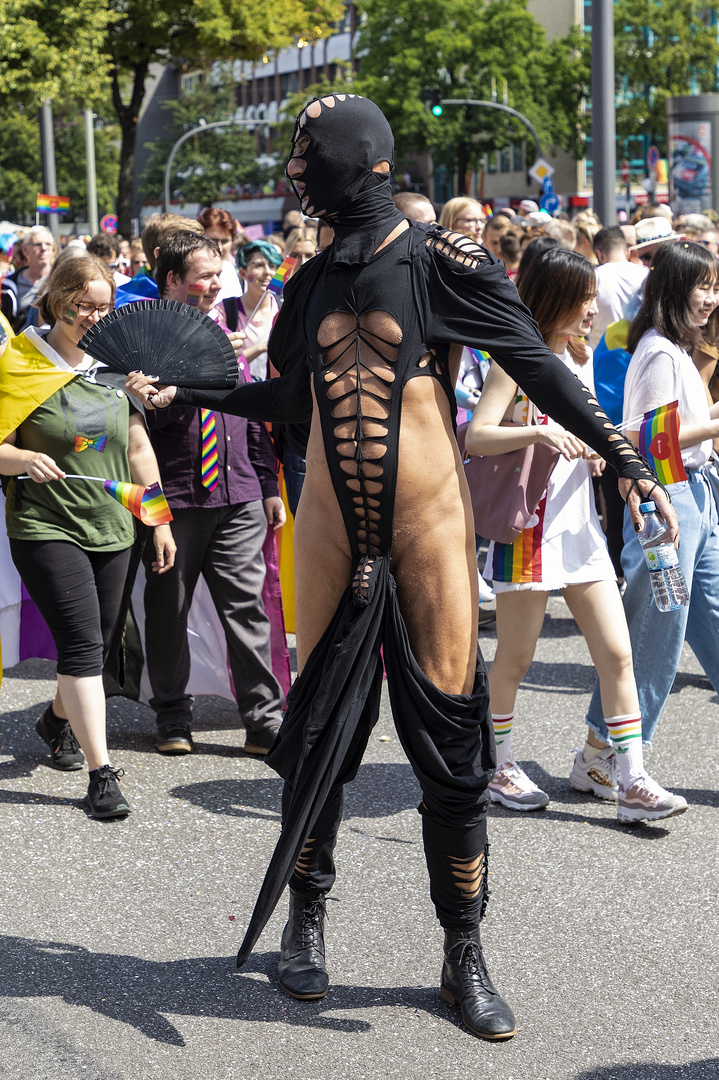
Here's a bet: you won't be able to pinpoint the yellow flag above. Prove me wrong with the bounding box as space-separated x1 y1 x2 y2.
0 331 76 443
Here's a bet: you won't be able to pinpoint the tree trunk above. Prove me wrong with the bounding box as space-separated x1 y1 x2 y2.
112 60 149 238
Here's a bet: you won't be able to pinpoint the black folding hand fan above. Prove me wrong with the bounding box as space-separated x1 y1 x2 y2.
78 300 239 389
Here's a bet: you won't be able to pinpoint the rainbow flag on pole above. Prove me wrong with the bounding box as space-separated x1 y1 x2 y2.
103 480 173 525
266 256 298 296
36 193 70 214
638 401 687 485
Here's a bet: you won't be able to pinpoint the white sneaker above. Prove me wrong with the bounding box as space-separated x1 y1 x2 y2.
617 774 689 824
569 746 619 802
489 761 549 811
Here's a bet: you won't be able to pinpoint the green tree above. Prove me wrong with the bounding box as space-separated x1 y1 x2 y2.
349 0 589 190
140 71 279 208
613 0 719 152
0 103 119 224
0 0 345 235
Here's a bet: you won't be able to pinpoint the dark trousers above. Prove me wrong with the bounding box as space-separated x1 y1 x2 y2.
284 630 493 931
10 538 132 677
142 501 283 732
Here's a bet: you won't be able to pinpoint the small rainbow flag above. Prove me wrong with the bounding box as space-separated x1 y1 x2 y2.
638 401 687 485
103 480 173 525
490 498 546 583
36 193 70 214
266 256 298 296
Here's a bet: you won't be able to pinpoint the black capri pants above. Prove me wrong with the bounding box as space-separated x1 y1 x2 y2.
9 538 132 677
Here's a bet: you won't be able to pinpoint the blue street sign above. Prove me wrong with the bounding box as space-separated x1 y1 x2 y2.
647 144 660 170
543 177 554 195
540 193 560 213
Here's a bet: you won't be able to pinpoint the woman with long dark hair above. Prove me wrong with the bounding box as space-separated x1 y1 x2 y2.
584 240 719 749
466 248 687 822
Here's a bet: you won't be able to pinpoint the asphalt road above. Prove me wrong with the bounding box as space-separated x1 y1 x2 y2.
0 596 717 1080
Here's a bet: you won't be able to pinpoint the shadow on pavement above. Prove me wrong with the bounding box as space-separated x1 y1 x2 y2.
170 762 421 823
574 1060 719 1080
0 934 467 1046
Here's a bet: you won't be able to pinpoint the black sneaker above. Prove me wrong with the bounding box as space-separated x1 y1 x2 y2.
155 723 193 755
84 765 131 819
243 724 281 756
36 706 85 771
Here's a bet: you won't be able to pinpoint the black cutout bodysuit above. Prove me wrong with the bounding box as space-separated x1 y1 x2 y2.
174 222 657 960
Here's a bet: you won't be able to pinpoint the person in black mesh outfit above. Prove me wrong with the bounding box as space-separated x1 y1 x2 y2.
127 94 675 1040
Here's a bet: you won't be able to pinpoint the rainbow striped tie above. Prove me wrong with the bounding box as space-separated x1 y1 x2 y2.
200 408 219 491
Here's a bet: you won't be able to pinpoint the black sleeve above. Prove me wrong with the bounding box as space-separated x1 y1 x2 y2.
173 273 312 424
420 236 653 481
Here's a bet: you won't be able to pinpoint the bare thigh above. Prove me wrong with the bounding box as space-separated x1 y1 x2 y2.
293 496 353 673
391 517 478 696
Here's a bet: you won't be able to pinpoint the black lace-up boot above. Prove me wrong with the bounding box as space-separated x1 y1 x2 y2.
440 927 516 1040
277 890 329 1000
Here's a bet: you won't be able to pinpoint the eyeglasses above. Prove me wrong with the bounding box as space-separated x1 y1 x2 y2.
72 301 113 317
455 217 485 227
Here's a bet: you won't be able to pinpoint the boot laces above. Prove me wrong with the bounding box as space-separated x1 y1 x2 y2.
297 897 328 950
456 938 493 993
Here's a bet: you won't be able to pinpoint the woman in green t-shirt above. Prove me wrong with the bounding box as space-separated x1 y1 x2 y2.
0 255 175 819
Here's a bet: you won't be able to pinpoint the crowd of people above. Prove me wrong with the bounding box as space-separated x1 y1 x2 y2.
0 94 715 1042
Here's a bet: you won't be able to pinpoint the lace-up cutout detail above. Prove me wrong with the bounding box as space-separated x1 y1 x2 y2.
425 227 492 268
317 309 402 581
449 850 484 900
294 838 315 877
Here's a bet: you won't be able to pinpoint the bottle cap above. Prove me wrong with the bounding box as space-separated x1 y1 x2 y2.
639 500 656 513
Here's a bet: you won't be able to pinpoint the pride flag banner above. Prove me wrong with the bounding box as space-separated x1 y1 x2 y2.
103 479 173 525
266 256 298 296
36 193 70 214
638 401 686 485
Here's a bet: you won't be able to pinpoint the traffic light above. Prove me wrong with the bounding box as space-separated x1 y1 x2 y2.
431 89 443 117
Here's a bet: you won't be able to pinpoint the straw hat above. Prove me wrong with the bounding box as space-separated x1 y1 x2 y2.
631 216 681 250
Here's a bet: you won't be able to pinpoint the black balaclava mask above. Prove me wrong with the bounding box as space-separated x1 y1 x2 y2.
287 94 406 267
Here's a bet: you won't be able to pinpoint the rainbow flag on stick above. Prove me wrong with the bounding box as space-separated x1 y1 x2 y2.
103 480 173 525
36 193 70 214
638 401 687 485
17 472 173 524
266 256 298 296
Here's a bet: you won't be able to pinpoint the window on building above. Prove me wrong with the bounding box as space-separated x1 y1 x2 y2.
280 72 300 97
500 146 511 173
512 141 525 172
486 151 498 174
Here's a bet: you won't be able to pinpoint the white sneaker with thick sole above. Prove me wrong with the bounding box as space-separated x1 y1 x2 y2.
489 761 549 811
617 774 689 824
569 746 619 802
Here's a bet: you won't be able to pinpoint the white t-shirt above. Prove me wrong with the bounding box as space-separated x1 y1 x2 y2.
589 260 648 348
623 328 712 470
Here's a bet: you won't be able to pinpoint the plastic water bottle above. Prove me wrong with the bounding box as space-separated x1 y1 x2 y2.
637 500 689 611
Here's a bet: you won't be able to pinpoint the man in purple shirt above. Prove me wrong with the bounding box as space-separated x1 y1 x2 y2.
143 232 285 755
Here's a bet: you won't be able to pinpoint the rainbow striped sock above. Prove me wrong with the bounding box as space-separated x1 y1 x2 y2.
605 713 644 787
492 712 514 765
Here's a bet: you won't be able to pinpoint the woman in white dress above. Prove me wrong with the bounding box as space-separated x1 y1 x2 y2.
465 248 687 823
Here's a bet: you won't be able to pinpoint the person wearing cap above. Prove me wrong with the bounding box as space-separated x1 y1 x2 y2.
517 199 539 216
630 216 681 267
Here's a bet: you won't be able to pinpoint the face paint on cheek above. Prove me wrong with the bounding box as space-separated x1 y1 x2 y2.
187 286 203 307
64 307 78 324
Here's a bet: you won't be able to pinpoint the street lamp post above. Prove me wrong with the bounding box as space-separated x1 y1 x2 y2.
163 119 279 213
592 0 617 224
438 99 544 164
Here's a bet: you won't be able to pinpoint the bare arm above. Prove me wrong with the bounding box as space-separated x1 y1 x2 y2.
127 413 176 574
465 363 586 460
0 430 65 482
